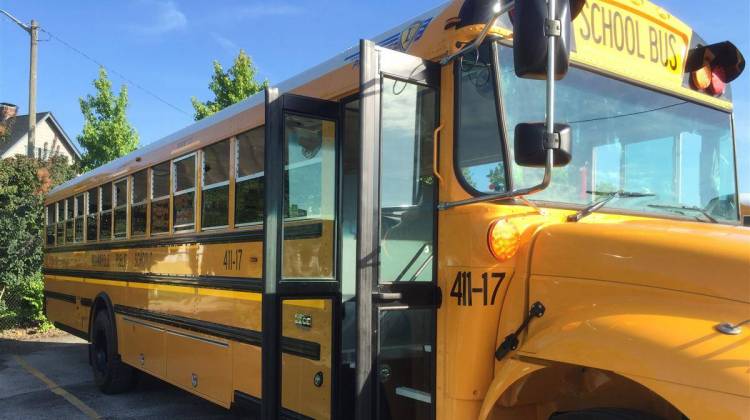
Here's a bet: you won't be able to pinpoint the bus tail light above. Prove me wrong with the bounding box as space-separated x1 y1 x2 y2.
488 219 520 261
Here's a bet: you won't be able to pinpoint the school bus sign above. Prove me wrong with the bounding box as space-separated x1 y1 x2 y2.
572 0 691 86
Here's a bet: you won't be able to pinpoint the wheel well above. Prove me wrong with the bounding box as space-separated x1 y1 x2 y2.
487 363 686 420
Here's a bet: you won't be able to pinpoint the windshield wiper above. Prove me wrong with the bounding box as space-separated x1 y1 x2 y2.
568 190 656 222
647 204 718 223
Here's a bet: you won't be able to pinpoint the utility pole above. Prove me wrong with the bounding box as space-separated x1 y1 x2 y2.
28 20 38 157
0 10 38 157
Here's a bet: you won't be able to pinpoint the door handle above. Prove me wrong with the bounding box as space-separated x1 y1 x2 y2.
374 292 402 301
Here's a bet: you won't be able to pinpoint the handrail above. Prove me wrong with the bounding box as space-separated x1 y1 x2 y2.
432 125 444 185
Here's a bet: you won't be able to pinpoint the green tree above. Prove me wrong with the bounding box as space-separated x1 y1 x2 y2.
191 50 268 120
0 155 75 329
77 68 139 171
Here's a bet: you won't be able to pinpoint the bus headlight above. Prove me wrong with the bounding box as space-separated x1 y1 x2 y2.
487 219 520 261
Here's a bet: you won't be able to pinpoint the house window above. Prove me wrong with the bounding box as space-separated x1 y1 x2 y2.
202 140 230 229
100 183 113 240
151 162 170 235
86 188 98 241
235 127 265 225
113 179 128 239
173 154 196 232
130 170 147 236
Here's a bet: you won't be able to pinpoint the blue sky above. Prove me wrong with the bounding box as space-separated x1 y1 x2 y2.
1 0 748 190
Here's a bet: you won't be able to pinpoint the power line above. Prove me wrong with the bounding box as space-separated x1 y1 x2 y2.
38 27 192 117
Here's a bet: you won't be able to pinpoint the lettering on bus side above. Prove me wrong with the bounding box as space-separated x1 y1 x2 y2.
91 253 109 269
450 271 506 307
223 248 243 271
576 1 680 71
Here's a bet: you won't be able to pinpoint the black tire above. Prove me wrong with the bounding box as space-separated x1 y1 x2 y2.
90 309 137 394
550 408 664 420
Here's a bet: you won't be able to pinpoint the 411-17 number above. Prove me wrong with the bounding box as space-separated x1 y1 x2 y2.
450 271 506 307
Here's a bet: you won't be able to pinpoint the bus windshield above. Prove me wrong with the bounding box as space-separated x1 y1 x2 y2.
456 43 739 223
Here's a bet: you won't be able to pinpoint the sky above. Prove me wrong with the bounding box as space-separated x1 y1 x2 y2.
0 0 748 191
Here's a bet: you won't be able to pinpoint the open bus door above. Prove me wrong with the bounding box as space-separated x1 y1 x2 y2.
263 90 341 419
355 40 441 420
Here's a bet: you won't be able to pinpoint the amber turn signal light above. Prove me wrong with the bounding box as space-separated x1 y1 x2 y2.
487 219 520 261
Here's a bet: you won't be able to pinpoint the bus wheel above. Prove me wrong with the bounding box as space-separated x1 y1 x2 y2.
550 408 663 420
91 310 137 394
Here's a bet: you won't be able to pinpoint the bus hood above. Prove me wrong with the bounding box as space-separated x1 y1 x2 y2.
529 219 750 303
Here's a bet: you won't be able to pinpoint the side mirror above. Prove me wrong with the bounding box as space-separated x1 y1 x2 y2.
514 0 582 80
514 123 572 167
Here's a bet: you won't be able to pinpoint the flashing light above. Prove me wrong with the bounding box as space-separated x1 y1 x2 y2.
487 219 521 261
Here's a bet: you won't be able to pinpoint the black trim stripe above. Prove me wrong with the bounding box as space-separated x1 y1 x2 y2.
53 322 89 341
80 297 93 307
232 391 315 420
43 269 263 293
46 222 322 254
44 290 76 304
114 305 321 361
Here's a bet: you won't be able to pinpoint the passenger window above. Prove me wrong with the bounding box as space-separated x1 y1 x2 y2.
202 140 230 229
131 170 147 236
65 198 74 243
113 179 128 239
173 154 196 232
100 183 113 240
86 188 98 241
56 202 65 245
46 204 56 246
235 127 264 225
379 78 438 283
74 194 85 242
151 162 170 235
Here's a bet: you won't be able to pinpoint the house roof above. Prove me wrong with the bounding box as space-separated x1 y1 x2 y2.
0 112 81 160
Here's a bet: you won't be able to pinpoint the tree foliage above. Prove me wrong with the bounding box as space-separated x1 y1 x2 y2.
0 155 75 329
78 68 139 171
191 50 268 121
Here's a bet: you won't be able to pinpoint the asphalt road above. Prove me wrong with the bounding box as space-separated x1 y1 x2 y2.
0 331 235 419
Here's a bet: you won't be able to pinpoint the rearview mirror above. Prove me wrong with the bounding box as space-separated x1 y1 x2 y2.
514 0 578 80
514 123 572 167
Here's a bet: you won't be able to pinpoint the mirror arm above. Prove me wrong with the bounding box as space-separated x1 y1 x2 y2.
440 1 515 65
437 150 553 211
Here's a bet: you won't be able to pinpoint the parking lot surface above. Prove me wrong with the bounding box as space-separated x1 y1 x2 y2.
0 330 234 419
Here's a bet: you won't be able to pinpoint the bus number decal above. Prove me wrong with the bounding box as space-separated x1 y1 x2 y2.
450 271 505 307
223 249 243 271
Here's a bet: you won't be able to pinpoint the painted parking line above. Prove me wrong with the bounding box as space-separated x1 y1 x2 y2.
13 355 101 419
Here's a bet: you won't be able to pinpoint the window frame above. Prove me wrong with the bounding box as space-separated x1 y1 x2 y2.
130 170 148 237
172 152 197 232
99 183 113 241
235 127 265 228
86 187 99 242
113 178 129 239
201 140 231 231
452 41 513 197
74 193 85 243
150 162 171 236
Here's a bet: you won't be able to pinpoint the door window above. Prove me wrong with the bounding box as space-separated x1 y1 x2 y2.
379 78 438 283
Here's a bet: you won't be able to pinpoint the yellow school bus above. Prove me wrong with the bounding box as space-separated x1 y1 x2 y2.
43 0 749 419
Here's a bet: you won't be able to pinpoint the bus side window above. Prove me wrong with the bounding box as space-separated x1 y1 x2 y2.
151 162 170 235
113 179 128 239
100 183 113 240
56 201 65 245
235 127 264 226
86 188 98 241
65 197 74 244
46 204 56 246
202 139 230 229
131 170 148 237
74 194 85 243
173 154 197 232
